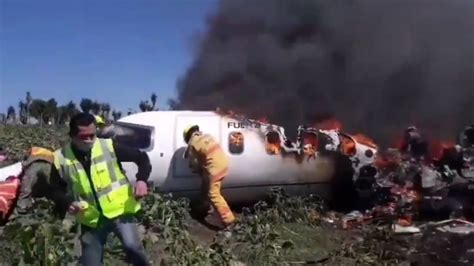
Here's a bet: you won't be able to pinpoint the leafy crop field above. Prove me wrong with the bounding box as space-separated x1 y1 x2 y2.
0 125 414 265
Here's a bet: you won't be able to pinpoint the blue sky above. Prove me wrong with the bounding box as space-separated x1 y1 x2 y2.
0 0 218 114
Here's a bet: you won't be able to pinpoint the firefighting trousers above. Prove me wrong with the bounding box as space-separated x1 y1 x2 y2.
200 177 235 225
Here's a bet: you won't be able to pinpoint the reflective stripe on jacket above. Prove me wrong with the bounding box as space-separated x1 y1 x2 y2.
53 138 140 228
188 133 229 182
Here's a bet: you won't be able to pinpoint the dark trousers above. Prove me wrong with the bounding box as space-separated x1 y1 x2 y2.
79 214 150 266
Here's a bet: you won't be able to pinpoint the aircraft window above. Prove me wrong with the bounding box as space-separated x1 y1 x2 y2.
339 134 356 156
265 131 282 155
111 122 154 151
301 132 318 156
228 132 244 154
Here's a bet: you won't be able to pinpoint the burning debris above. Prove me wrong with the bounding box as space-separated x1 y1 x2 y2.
334 124 474 232
218 110 378 174
219 108 474 231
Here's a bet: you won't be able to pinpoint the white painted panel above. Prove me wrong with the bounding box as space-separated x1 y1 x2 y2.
172 113 222 178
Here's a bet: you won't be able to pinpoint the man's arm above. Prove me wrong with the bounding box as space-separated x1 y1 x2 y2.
113 141 152 183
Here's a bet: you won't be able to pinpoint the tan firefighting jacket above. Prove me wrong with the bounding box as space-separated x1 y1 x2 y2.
187 132 229 182
16 147 54 213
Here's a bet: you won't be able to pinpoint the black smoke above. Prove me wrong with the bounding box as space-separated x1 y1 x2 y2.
172 0 474 145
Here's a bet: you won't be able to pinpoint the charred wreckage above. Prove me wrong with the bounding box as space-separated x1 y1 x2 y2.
226 112 474 226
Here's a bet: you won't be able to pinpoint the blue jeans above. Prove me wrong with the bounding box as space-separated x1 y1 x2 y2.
79 215 150 266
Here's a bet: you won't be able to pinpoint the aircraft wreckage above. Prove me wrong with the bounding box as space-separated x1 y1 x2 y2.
0 111 473 221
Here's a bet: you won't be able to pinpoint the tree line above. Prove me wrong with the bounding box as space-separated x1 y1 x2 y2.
2 92 160 125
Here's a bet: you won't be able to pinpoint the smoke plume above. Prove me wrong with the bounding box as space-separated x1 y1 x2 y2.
173 0 474 145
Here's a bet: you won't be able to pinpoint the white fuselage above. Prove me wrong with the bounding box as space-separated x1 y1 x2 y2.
115 111 336 204
0 111 359 205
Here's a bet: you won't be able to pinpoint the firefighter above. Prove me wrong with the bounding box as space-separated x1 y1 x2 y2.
51 112 151 266
95 114 115 139
95 115 106 136
183 125 236 229
459 124 474 149
400 126 429 161
15 147 55 214
94 115 105 127
0 146 70 224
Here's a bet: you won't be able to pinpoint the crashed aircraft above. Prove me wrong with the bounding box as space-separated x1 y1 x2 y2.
0 110 379 205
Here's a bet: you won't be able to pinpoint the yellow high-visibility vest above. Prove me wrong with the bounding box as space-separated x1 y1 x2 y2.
54 138 141 228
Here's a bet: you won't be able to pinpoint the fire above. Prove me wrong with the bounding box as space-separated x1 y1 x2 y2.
215 108 246 119
374 150 402 169
429 139 456 161
390 131 455 162
265 131 282 155
257 117 269 124
351 134 378 149
313 118 343 131
391 136 405 150
302 132 318 147
266 143 282 155
302 132 318 159
229 132 244 146
340 135 356 156
303 144 316 161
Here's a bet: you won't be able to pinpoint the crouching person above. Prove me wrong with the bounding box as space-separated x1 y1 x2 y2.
183 125 236 229
15 147 56 214
0 146 66 224
52 113 151 266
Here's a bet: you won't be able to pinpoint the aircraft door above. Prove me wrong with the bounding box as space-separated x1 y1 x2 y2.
172 114 222 180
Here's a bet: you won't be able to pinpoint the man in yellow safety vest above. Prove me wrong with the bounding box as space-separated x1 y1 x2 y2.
52 112 151 266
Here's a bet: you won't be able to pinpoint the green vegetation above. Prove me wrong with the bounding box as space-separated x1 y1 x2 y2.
0 125 407 265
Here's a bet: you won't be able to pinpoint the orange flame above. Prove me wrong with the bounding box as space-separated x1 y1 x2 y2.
266 143 282 155
302 133 318 159
351 134 378 149
391 131 455 162
429 139 456 161
302 132 318 146
339 135 356 156
374 151 402 169
229 132 244 146
391 136 405 150
215 108 246 119
257 117 269 124
265 131 282 155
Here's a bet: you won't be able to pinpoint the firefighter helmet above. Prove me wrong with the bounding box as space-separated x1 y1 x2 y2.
27 147 54 163
94 115 105 126
183 125 199 143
